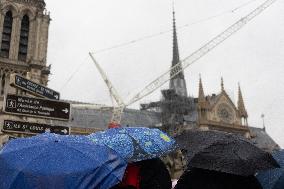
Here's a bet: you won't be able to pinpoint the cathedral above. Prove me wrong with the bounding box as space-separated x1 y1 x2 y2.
0 0 280 159
0 0 50 88
0 0 51 143
141 10 251 139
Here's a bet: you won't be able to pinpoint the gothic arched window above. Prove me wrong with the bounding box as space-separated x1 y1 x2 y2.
1 73 6 95
0 11 13 58
18 15 29 61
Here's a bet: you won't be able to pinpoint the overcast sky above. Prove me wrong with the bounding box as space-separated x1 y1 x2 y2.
45 0 284 147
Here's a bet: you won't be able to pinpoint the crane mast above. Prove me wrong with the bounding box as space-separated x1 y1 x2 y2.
90 0 277 126
89 53 125 106
89 53 125 126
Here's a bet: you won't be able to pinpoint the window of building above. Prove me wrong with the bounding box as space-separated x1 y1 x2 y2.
18 15 29 61
0 11 13 58
1 73 6 95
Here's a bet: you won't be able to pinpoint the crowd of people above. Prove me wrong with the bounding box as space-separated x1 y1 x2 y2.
109 156 271 189
0 129 281 189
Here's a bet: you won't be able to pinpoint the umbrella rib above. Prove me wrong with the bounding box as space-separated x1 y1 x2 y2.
127 135 149 161
90 128 176 162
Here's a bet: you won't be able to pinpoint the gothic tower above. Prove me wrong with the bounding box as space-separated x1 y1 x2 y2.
238 84 248 126
0 0 50 98
197 75 208 124
169 9 188 97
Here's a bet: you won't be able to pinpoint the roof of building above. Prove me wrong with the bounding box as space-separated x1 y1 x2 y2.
53 103 279 152
249 127 281 153
54 106 161 130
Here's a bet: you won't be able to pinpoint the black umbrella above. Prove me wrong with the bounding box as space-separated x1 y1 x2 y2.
175 129 279 176
175 167 263 189
257 149 284 189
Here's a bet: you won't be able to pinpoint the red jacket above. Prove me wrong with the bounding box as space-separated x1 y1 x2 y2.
121 164 140 189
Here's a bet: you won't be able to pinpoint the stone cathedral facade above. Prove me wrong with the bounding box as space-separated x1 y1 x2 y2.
0 0 50 144
0 0 50 93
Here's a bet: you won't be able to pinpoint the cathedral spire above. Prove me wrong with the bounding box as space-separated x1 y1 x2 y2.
171 5 180 71
198 74 205 101
169 4 188 97
221 77 225 92
198 74 208 109
238 83 248 118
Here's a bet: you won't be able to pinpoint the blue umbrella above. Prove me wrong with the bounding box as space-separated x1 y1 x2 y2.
87 127 176 162
0 133 127 189
257 150 284 189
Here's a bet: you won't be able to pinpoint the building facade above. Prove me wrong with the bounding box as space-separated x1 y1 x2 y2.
0 0 50 87
141 9 251 139
0 0 50 145
197 77 250 138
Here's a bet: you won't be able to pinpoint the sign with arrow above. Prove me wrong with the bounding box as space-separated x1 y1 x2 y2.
4 94 70 120
3 120 70 135
10 74 60 100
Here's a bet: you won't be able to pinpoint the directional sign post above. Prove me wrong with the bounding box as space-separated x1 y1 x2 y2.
10 74 60 100
3 120 70 135
4 94 70 120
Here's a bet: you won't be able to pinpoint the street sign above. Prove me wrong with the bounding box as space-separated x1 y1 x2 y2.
10 74 60 100
4 94 70 120
3 120 70 135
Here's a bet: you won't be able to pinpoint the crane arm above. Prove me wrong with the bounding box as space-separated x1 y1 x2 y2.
89 52 125 106
126 0 277 107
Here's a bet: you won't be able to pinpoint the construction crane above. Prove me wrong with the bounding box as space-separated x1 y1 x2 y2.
89 53 126 128
89 0 277 127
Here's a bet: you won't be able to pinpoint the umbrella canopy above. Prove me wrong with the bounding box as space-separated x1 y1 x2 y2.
174 167 263 189
175 129 279 176
0 133 127 189
87 127 176 162
257 150 284 189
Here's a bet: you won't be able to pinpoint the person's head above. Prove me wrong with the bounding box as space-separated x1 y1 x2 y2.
139 158 172 189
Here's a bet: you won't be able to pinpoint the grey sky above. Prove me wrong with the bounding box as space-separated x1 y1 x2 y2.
45 0 284 147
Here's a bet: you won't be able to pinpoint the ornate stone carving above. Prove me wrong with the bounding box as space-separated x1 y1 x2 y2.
216 103 234 123
8 0 45 10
